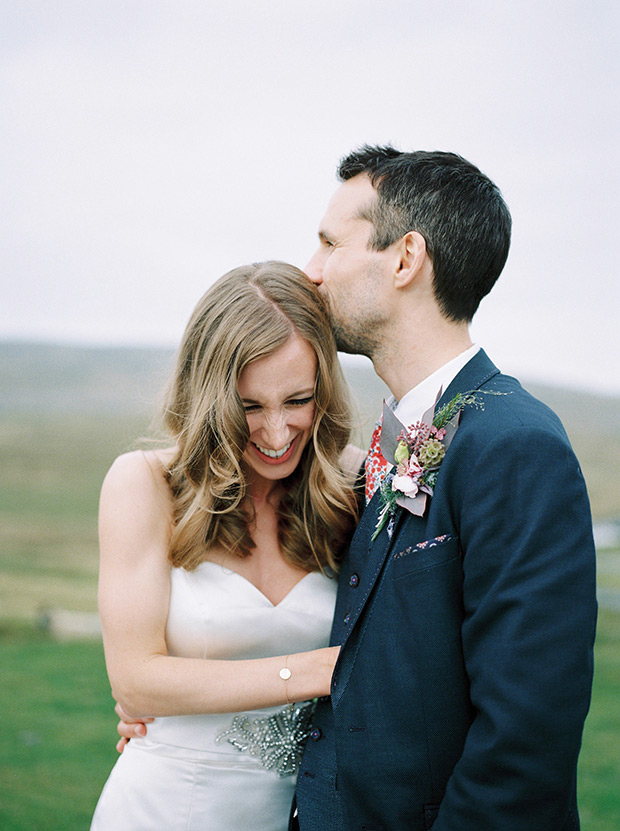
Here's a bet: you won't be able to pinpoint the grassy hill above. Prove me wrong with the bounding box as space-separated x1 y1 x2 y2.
9 339 620 507
2 339 619 513
0 341 175 416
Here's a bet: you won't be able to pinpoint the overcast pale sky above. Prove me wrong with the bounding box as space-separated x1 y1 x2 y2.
1 0 619 394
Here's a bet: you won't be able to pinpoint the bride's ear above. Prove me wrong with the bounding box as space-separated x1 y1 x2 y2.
393 231 427 289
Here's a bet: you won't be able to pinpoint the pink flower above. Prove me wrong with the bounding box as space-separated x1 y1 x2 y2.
406 454 422 477
392 473 419 497
392 454 423 497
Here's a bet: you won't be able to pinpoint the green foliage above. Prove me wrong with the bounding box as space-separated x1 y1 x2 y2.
433 390 485 429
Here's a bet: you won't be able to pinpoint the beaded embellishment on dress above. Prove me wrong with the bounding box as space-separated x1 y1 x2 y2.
215 701 316 777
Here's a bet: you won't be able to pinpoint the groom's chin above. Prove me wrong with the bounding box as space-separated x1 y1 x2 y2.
334 338 373 361
332 325 369 358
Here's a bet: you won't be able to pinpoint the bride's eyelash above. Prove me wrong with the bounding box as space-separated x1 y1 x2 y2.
243 396 313 412
288 396 314 406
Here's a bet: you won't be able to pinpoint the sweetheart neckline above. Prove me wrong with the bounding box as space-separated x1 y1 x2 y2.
190 561 322 608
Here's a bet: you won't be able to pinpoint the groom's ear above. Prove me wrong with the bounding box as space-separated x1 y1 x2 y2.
393 231 428 289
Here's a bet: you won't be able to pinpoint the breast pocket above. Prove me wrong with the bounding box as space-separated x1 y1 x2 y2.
391 534 460 580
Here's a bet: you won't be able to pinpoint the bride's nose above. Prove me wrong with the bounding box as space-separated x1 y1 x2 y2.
261 410 290 449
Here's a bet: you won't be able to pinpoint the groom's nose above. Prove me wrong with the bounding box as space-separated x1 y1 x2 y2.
304 248 323 284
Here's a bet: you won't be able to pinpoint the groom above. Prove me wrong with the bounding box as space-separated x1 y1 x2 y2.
292 147 596 830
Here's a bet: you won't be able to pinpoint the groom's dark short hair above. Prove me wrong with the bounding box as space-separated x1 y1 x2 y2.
337 145 512 322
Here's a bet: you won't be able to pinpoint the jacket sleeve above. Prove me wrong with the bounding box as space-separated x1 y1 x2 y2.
433 425 597 830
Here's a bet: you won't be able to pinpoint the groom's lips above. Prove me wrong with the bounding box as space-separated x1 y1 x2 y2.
249 434 300 465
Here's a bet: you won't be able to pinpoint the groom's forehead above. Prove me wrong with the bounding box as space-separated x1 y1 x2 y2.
319 175 377 232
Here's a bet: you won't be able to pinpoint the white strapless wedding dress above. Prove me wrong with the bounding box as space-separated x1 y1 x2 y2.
91 561 337 831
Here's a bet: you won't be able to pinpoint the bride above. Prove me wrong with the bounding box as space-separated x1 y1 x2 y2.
91 261 363 830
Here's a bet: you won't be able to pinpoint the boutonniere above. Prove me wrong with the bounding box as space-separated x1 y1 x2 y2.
372 389 490 540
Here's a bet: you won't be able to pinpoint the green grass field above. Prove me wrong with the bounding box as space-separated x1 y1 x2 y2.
1 345 619 829
578 608 620 829
0 410 143 829
0 412 147 622
0 625 113 830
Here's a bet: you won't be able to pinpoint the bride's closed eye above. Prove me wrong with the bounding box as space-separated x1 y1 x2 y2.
287 396 314 407
242 396 314 413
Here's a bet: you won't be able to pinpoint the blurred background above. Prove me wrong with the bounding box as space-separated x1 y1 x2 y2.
1 2 619 828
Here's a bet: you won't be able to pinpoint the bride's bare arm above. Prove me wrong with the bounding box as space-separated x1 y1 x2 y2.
98 451 338 718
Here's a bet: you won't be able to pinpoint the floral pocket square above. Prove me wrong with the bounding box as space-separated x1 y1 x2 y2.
393 534 456 560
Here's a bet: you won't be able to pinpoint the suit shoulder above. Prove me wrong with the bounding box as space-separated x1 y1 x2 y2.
470 373 568 438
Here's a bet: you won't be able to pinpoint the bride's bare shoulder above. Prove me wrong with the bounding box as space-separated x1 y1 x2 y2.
103 447 177 498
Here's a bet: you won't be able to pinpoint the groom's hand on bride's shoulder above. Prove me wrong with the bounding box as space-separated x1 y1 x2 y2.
114 700 153 753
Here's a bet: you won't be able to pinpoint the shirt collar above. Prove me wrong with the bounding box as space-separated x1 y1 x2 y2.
390 344 480 427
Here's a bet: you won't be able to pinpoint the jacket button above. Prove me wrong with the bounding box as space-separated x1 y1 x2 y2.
349 573 360 587
343 613 351 625
309 727 322 741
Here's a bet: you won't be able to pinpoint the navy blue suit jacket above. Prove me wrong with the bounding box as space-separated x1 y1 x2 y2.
295 350 597 831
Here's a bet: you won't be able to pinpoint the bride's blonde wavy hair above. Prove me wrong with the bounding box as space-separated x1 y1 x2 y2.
162 261 359 572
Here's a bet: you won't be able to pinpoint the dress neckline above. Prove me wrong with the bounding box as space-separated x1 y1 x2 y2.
192 560 320 609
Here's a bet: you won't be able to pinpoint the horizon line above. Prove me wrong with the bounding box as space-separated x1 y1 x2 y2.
1 335 619 401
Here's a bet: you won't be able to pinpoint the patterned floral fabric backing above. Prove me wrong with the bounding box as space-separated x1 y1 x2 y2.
364 416 391 503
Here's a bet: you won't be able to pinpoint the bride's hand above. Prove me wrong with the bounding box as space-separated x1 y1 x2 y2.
114 701 154 753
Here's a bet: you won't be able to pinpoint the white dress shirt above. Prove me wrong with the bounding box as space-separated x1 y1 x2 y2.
390 344 480 428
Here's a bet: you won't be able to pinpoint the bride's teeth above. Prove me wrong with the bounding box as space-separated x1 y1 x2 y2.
256 441 292 459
